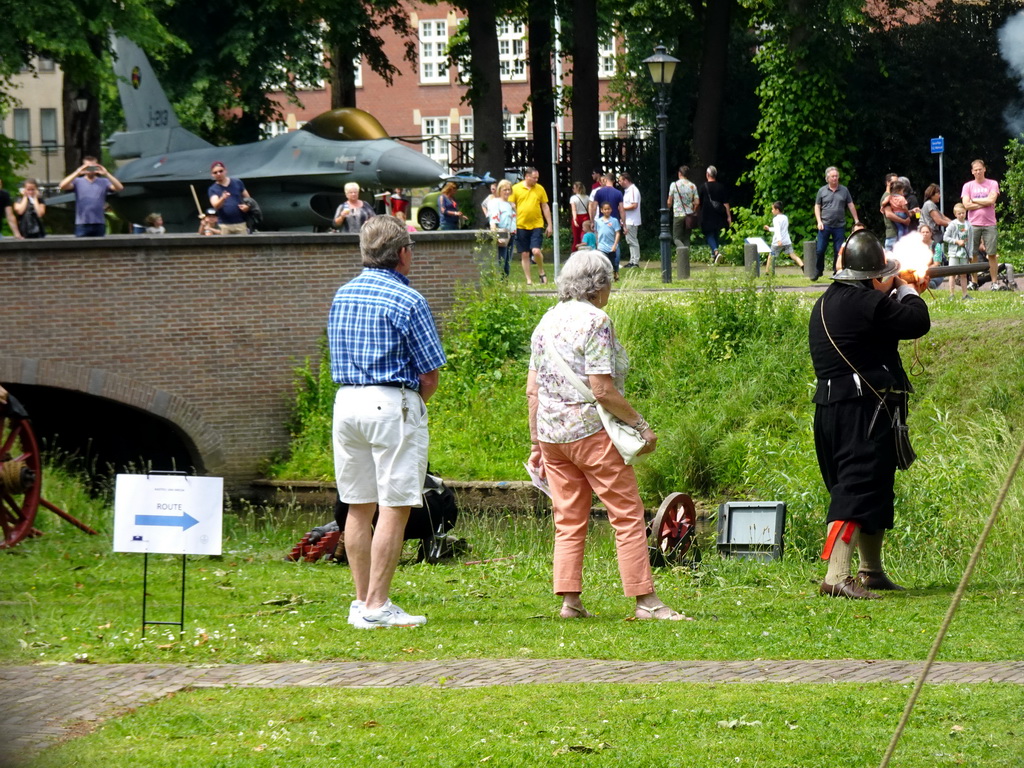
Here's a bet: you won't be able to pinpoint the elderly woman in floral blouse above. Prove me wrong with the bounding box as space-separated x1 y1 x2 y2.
526 250 683 621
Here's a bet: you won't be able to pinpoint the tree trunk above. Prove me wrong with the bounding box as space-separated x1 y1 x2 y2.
690 0 732 173
330 41 358 109
62 78 101 173
465 1 504 227
569 0 599 185
527 0 555 192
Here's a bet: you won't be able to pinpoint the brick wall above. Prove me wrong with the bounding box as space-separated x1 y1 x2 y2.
0 231 483 491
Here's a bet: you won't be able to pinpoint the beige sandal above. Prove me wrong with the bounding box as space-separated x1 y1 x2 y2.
560 604 594 619
635 603 684 621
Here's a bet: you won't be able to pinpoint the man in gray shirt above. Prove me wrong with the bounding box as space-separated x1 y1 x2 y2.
813 166 859 280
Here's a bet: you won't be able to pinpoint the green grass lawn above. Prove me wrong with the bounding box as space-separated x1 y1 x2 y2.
7 266 1023 765
4 488 1023 667
22 683 1024 767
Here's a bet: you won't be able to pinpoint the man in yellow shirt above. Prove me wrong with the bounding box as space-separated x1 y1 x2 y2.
510 167 553 285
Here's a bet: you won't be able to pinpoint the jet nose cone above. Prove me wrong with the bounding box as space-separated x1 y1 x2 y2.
377 145 446 188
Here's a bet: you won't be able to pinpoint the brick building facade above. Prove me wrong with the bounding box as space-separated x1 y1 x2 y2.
268 3 627 174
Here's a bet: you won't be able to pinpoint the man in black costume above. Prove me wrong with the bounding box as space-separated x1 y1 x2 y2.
809 230 930 599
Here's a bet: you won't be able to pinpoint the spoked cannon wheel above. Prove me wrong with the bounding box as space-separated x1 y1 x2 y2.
0 394 97 549
0 395 43 548
648 492 699 566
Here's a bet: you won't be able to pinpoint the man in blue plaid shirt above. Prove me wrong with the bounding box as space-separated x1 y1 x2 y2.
328 215 446 629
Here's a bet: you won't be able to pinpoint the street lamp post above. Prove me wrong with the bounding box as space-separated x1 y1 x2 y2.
73 91 89 168
643 45 680 284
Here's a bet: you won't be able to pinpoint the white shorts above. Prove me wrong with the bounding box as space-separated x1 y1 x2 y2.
332 385 429 507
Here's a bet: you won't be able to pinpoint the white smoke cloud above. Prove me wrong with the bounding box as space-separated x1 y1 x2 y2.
998 10 1024 137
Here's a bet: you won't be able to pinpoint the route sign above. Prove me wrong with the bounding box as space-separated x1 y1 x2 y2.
930 136 945 154
113 474 223 555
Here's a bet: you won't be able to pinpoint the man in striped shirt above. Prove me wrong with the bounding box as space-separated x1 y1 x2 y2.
328 215 447 629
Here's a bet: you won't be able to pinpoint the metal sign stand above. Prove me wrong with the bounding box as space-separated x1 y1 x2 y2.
139 470 189 638
141 550 187 638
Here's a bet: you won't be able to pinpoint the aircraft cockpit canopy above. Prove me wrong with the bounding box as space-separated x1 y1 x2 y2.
301 108 390 141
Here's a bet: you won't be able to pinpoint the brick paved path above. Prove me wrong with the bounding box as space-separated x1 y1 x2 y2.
3 658 1023 765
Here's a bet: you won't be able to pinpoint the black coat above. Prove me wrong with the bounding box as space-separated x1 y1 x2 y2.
809 280 930 532
699 180 729 233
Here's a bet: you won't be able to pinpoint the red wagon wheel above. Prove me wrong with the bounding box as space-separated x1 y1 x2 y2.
0 396 43 548
0 394 97 549
648 491 699 566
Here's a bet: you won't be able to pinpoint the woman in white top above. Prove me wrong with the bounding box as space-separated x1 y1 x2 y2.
569 181 591 251
487 180 516 277
527 250 683 621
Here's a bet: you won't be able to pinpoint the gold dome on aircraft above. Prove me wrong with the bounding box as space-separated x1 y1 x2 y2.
301 108 390 141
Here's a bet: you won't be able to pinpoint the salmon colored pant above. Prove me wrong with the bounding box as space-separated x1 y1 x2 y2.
541 430 654 597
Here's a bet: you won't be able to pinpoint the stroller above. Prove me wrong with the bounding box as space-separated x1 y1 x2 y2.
288 473 465 564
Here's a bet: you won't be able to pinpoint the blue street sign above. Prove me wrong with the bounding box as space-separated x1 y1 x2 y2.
930 137 944 154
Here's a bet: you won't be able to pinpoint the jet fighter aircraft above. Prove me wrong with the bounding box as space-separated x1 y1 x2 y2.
97 36 447 232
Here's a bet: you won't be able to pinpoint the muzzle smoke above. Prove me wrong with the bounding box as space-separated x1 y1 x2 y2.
998 10 1024 136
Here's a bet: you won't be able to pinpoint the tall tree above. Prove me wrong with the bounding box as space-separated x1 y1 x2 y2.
320 2 417 110
3 0 173 171
568 0 600 184
446 0 507 199
528 0 556 190
155 1 416 144
460 3 505 200
690 0 733 172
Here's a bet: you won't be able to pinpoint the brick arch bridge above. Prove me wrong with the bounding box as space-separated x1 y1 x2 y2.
0 232 482 492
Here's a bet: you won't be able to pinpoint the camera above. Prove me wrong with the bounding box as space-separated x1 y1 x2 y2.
86 165 99 172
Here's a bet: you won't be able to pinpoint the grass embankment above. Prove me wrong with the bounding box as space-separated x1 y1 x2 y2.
272 273 1024 582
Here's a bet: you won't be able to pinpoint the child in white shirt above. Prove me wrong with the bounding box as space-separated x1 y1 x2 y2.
763 201 803 274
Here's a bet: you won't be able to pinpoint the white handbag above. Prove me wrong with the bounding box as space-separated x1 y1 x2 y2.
545 345 648 465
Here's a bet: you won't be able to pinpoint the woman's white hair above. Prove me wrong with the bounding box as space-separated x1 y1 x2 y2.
344 182 361 194
557 250 613 302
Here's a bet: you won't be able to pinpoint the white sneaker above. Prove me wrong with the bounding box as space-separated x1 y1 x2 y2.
347 599 364 626
353 599 427 629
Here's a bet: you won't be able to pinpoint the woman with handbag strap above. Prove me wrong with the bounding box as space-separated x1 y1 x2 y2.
526 250 684 621
667 165 699 249
569 181 591 251
809 230 930 600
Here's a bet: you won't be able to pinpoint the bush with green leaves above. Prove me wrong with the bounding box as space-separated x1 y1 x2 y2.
997 137 1024 265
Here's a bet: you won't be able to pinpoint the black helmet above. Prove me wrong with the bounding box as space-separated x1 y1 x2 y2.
833 230 899 281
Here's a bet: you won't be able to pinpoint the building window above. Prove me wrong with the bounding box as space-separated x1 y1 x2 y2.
13 109 30 147
459 115 473 137
598 111 618 137
498 21 527 82
40 108 58 146
353 58 362 89
502 112 528 138
261 121 290 137
419 20 449 84
38 57 56 73
422 117 451 169
598 38 616 79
